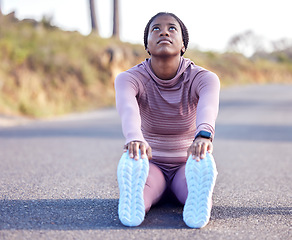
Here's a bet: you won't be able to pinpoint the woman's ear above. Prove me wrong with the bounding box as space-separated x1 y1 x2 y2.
181 46 186 53
181 42 186 53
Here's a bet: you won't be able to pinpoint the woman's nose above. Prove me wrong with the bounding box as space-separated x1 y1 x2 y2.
160 27 170 36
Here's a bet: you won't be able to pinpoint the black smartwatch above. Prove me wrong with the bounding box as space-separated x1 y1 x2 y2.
194 130 213 141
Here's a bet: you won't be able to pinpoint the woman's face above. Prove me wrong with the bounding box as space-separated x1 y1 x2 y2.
147 14 184 57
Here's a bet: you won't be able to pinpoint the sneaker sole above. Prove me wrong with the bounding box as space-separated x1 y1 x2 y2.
183 152 218 228
117 151 149 227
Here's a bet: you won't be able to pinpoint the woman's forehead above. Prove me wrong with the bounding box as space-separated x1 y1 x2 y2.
150 14 179 27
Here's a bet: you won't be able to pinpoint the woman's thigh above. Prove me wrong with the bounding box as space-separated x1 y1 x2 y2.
170 164 188 205
143 162 167 212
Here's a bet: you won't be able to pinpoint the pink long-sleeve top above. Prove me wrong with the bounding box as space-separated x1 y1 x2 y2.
115 57 220 160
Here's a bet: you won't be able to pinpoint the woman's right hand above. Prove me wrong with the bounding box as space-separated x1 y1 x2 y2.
124 141 152 161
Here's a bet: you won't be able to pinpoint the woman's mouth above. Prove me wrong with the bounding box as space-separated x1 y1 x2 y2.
157 38 172 44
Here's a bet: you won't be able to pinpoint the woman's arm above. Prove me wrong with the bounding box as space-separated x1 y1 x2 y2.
114 72 151 160
189 71 220 161
195 71 220 136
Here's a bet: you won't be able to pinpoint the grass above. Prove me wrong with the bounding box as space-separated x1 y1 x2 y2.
0 13 291 118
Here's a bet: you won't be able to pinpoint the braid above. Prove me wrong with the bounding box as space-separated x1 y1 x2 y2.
144 12 189 56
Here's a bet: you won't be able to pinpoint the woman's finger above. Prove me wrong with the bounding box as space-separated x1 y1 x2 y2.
207 142 213 154
146 146 152 160
200 142 208 159
123 144 128 152
188 144 195 159
140 143 147 159
133 142 140 160
194 142 202 162
128 142 134 158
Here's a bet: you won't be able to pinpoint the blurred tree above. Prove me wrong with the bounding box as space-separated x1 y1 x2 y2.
271 38 292 62
112 0 120 39
227 30 267 57
89 0 99 35
272 38 292 52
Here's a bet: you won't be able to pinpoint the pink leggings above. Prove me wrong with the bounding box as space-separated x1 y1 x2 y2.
143 157 188 213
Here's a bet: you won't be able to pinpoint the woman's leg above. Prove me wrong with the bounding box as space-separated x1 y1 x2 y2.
170 163 188 205
144 162 167 213
183 153 218 228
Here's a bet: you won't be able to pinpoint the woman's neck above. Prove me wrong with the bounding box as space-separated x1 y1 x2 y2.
150 56 181 80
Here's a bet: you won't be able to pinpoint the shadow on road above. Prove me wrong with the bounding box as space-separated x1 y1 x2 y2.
212 205 291 219
1 199 290 230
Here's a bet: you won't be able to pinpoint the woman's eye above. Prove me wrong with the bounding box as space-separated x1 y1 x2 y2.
169 26 176 31
153 27 159 31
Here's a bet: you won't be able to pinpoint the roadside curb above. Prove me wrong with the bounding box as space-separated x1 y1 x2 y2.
0 115 32 128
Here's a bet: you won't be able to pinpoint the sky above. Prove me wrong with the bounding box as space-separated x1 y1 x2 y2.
2 0 292 52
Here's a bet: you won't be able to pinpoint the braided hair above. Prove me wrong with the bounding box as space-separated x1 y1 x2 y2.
144 12 189 56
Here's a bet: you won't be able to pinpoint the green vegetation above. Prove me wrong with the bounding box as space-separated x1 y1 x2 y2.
186 49 292 87
0 13 291 118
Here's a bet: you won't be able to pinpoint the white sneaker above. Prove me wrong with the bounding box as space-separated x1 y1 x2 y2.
117 151 149 227
183 152 218 228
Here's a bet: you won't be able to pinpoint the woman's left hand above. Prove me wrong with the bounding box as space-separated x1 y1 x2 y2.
187 137 213 162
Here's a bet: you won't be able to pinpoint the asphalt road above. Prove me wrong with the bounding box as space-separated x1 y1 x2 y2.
0 84 291 240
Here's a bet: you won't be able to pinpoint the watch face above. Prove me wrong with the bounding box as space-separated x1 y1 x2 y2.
197 131 212 139
202 131 211 138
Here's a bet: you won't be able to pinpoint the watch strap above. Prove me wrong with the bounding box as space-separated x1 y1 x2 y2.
194 130 213 141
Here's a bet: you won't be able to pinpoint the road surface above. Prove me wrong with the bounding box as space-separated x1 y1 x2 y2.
0 84 291 239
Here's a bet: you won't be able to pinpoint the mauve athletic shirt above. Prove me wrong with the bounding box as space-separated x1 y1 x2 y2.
115 57 220 160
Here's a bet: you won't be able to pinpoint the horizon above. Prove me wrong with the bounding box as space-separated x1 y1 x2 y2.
2 0 292 54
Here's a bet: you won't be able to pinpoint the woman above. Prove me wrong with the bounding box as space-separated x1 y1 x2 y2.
115 12 220 228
